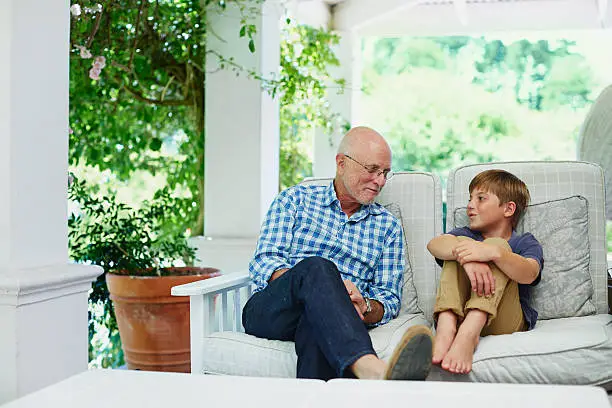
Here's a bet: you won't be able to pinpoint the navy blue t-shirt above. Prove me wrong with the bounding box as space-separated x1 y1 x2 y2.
443 227 544 330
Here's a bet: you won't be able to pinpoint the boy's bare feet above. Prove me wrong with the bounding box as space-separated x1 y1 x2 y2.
432 311 457 365
441 309 487 374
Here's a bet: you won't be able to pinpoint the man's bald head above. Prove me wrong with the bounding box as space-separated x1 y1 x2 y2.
337 126 391 159
334 126 392 206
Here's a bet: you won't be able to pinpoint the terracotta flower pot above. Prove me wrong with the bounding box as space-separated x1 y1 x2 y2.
106 267 221 372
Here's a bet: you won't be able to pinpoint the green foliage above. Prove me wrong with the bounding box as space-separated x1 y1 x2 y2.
69 175 196 367
69 177 196 277
364 36 597 114
366 38 448 76
540 55 595 110
70 0 212 235
471 38 596 111
360 34 599 185
387 109 503 175
278 24 347 189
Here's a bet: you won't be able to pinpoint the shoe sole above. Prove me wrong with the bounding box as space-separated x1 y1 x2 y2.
384 325 433 380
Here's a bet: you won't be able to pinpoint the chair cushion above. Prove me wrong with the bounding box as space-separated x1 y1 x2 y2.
428 314 612 386
199 313 430 377
384 203 420 314
454 195 596 319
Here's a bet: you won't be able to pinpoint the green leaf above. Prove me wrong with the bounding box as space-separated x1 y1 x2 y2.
150 138 163 151
248 39 255 53
239 25 246 38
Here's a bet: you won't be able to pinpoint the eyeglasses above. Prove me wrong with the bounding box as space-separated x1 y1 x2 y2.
343 154 394 181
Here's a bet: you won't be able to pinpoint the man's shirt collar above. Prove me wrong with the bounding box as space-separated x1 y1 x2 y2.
323 181 383 218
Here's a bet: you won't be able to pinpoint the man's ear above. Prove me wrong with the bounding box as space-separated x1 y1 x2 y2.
504 201 516 218
336 154 345 170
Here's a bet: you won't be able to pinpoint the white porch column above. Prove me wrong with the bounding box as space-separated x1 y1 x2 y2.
0 0 101 404
197 1 281 271
313 31 361 178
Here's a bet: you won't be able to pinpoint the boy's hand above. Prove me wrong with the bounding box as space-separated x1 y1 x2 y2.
463 262 495 297
343 280 365 320
453 240 499 265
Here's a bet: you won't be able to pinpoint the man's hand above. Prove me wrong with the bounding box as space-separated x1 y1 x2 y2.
269 268 289 282
453 240 499 265
343 280 366 320
463 262 495 297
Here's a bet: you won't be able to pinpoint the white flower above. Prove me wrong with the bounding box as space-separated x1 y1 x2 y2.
70 4 81 16
89 67 101 80
76 45 92 59
94 56 106 69
85 4 103 14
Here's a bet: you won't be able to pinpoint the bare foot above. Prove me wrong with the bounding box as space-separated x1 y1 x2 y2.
441 330 479 374
441 310 487 374
351 354 386 379
432 311 457 365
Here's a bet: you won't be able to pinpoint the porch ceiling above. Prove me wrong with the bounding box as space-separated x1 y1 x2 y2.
312 0 612 35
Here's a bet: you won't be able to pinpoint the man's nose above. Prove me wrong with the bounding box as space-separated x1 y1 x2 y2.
373 172 386 187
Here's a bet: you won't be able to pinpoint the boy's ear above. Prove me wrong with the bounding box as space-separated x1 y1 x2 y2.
503 201 516 218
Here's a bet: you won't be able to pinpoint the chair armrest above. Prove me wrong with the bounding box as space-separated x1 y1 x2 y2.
171 270 253 374
171 270 251 296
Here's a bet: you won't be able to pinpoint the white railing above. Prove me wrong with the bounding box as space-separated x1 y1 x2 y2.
171 271 252 374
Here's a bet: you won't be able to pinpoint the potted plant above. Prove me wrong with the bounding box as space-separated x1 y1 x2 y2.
68 176 220 372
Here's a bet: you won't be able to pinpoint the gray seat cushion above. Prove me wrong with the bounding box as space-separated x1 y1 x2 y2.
428 314 612 387
200 313 430 377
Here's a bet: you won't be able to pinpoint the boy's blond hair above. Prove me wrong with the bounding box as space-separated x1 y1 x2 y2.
469 169 530 228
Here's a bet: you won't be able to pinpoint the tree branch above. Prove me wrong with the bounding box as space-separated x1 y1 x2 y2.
129 0 147 70
119 79 193 107
86 8 104 48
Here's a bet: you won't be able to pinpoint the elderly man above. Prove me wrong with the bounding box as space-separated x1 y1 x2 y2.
242 126 433 380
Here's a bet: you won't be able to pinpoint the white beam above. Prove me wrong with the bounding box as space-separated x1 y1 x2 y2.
454 0 468 26
313 31 359 178
331 0 423 32
288 0 332 29
353 0 602 36
0 0 101 404
204 0 281 238
598 0 608 23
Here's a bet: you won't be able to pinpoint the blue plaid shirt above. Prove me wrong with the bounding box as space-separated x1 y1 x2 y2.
249 181 405 326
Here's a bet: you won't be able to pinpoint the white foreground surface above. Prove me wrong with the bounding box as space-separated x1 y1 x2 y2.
2 369 610 408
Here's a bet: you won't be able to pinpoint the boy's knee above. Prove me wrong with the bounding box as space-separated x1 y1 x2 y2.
483 237 511 251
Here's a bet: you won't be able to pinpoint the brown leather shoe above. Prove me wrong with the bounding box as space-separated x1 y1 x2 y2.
384 324 433 380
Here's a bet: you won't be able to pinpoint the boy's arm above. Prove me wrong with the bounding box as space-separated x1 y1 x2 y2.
489 249 540 284
453 240 540 284
427 234 461 260
428 234 496 296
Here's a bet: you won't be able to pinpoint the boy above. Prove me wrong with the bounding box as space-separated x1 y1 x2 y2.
427 169 543 374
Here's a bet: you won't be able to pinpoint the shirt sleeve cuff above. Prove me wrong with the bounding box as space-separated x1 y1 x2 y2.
253 260 291 288
367 298 398 328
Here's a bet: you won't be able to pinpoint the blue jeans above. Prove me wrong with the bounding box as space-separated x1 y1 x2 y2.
242 257 376 380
